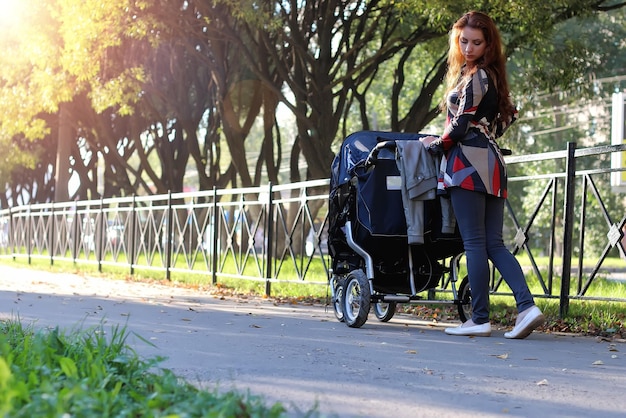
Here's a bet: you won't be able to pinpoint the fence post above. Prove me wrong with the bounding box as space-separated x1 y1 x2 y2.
9 207 15 261
27 204 32 265
560 142 577 318
211 186 218 285
166 190 173 281
130 194 137 276
265 182 274 297
72 202 79 262
49 204 55 266
97 196 105 273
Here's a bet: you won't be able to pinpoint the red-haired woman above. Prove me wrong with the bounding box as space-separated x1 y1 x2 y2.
424 11 544 338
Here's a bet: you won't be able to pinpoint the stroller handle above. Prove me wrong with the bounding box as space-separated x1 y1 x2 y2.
363 139 512 168
365 141 397 167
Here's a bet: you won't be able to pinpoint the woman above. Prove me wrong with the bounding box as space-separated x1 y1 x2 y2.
425 11 544 338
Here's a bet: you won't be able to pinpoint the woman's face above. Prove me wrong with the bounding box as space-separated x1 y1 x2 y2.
459 27 486 66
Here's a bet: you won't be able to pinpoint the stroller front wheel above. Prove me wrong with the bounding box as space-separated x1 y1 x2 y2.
373 301 396 322
342 269 371 328
457 276 472 323
331 275 346 322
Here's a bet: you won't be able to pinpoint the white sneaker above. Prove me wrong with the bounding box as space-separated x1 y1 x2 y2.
504 306 545 339
445 320 491 337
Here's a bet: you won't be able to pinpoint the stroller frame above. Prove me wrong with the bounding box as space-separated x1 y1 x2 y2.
328 131 472 328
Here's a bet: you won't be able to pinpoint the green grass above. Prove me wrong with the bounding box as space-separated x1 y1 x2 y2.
515 253 626 270
0 319 285 417
0 254 330 299
3 246 330 287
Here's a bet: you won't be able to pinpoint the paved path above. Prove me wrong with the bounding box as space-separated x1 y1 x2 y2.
1 265 625 417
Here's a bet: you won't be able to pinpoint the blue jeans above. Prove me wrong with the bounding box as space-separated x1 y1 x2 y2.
449 187 535 324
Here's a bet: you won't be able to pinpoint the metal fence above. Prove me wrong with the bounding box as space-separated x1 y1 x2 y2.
1 142 625 315
1 180 332 293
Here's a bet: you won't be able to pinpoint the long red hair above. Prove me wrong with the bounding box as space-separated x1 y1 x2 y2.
444 11 515 123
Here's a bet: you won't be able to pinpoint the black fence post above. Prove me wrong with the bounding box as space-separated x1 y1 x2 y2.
166 190 173 281
265 182 273 297
72 203 80 264
9 207 15 261
130 194 137 276
211 186 219 285
49 204 55 266
97 196 105 273
128 193 137 276
560 142 577 318
27 204 32 265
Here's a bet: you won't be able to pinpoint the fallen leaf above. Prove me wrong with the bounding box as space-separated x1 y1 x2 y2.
406 350 417 354
536 379 549 386
250 324 262 328
592 360 604 365
490 353 509 359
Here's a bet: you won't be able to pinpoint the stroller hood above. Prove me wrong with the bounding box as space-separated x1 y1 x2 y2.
330 131 427 190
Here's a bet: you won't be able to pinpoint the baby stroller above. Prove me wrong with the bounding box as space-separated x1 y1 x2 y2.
328 131 471 328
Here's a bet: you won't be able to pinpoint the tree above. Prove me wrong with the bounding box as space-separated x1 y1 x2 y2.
1 0 625 207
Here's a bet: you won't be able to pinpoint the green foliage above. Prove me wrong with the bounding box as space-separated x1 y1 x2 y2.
1 0 625 261
0 320 285 417
509 6 626 95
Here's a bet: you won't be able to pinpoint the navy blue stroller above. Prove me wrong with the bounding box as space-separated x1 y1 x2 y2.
328 131 471 327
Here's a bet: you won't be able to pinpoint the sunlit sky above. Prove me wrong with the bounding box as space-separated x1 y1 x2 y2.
0 0 25 26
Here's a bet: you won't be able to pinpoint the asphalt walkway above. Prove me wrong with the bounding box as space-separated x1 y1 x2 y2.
1 265 624 417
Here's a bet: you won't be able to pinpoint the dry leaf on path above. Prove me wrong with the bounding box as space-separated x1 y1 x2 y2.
490 353 509 359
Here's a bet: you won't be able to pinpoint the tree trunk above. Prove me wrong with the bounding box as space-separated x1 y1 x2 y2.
54 103 72 202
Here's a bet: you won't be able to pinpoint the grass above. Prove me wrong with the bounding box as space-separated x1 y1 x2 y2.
0 255 330 299
515 253 626 270
0 319 285 417
4 246 331 292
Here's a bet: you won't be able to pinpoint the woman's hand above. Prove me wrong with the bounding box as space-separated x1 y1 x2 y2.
420 135 443 155
420 135 439 146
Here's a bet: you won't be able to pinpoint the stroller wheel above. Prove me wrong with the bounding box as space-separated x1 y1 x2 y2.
373 301 396 322
342 269 371 328
331 276 346 322
457 276 472 323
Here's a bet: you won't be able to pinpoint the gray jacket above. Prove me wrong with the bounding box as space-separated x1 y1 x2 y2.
395 140 455 244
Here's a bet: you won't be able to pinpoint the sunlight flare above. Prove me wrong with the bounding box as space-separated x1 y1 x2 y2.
0 0 26 26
